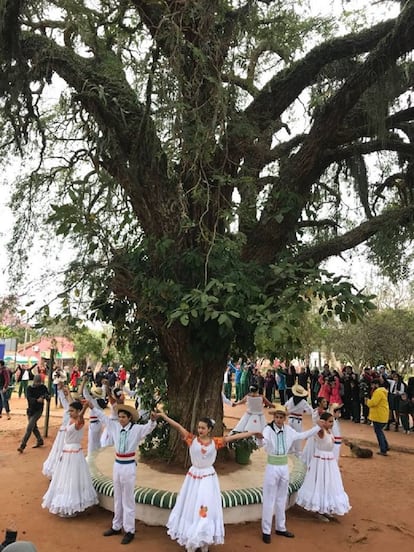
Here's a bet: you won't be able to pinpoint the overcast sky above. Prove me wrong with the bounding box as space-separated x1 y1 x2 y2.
0 0 400 312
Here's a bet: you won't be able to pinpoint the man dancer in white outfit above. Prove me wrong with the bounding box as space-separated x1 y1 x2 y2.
259 404 323 544
91 399 158 544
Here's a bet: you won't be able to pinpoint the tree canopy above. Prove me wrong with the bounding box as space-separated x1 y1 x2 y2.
2 0 414 457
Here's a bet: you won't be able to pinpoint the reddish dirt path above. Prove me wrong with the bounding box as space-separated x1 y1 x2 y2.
0 397 413 552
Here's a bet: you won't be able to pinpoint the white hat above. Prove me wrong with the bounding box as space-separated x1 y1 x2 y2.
3 543 37 552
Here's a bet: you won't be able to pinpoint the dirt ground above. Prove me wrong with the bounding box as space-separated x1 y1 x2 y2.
1 396 413 552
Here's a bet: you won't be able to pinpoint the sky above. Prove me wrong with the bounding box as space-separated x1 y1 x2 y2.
0 0 402 317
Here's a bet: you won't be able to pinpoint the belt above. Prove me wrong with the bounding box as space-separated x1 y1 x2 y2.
289 414 302 419
267 454 288 466
90 420 99 424
115 452 136 464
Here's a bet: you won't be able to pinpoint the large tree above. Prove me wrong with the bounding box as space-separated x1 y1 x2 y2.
2 0 414 458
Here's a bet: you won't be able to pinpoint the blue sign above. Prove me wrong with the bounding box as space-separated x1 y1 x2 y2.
0 343 5 360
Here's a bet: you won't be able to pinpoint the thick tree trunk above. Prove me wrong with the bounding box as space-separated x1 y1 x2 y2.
157 322 228 466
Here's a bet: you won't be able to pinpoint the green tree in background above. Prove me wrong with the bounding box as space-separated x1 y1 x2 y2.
2 1 414 459
326 308 414 372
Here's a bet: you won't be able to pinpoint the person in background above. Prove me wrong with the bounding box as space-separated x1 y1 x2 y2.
106 366 117 388
70 366 81 390
309 368 320 408
52 366 67 406
223 363 233 400
285 364 296 400
0 360 11 420
365 379 390 456
84 366 95 384
398 392 411 434
234 362 243 401
17 375 50 452
128 367 138 391
264 370 276 404
118 365 127 388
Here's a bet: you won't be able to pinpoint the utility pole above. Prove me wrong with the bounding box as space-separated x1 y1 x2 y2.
43 348 55 438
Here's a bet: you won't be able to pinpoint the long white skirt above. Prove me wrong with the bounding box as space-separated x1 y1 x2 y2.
167 466 224 549
232 412 266 433
42 443 98 516
42 427 66 479
296 449 351 515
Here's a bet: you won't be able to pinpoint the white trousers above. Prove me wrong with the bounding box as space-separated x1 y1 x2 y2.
88 422 102 456
112 461 137 534
261 464 289 534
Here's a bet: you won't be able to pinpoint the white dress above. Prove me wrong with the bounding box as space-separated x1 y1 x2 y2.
42 390 70 479
167 436 226 549
296 430 351 515
302 408 323 465
42 421 98 516
232 395 266 432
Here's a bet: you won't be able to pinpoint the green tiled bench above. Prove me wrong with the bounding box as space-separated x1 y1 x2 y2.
90 453 305 523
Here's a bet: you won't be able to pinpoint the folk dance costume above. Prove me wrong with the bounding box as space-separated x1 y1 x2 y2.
302 407 325 466
42 421 98 516
296 429 351 516
93 405 156 538
42 388 70 478
285 393 313 455
100 403 118 447
167 435 226 552
232 395 267 432
82 386 104 457
332 418 342 462
260 421 320 539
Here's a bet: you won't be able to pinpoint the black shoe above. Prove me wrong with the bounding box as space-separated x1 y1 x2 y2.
103 528 122 537
17 447 24 453
121 532 134 545
275 530 295 538
32 442 44 448
262 533 271 544
376 451 388 456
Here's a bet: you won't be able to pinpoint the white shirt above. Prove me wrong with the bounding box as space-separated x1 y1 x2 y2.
93 405 156 454
260 422 320 455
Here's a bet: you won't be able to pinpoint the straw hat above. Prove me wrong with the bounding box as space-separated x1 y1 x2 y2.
269 404 287 416
90 386 105 398
114 404 139 423
70 391 82 401
292 384 308 397
329 402 343 413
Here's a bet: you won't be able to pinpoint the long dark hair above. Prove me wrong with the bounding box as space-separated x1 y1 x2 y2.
199 417 215 430
320 411 333 422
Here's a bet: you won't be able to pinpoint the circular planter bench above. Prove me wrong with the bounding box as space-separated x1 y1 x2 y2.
88 448 306 526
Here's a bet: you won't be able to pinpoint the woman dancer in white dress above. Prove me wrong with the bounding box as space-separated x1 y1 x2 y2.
232 384 273 433
301 397 328 466
158 412 262 552
42 383 71 478
285 384 313 455
42 400 98 517
296 411 351 521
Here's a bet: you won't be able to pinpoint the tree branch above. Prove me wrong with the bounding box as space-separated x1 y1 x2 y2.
293 205 414 266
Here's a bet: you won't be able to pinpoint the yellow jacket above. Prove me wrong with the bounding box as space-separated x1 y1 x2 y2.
366 386 389 423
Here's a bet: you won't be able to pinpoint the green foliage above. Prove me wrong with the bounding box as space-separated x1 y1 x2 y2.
326 308 414 372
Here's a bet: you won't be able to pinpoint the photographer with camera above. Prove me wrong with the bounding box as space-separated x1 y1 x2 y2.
17 374 51 453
